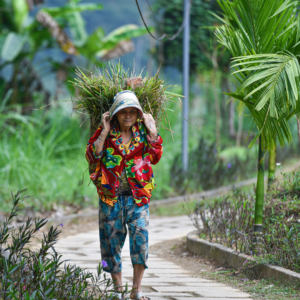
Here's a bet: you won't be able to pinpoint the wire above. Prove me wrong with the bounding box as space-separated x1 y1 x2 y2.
135 0 192 41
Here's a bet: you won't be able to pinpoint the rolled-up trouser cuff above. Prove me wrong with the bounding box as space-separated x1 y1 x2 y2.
99 195 149 273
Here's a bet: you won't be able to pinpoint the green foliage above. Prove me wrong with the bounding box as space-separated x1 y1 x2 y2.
0 94 96 213
169 138 257 194
190 169 300 273
215 0 300 151
0 0 148 106
0 190 127 299
151 0 230 74
1 33 26 62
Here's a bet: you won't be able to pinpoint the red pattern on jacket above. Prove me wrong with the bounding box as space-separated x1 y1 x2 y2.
85 120 163 206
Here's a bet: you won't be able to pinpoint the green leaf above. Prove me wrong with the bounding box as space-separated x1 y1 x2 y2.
66 11 87 47
78 27 105 56
248 130 262 148
97 25 150 56
43 3 103 18
269 0 297 18
12 0 29 32
1 33 26 62
164 91 184 98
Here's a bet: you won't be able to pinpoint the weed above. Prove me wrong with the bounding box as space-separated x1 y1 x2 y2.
189 171 300 273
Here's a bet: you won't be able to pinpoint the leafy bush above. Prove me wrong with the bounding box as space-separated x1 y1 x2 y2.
170 138 257 194
189 170 300 273
0 190 127 299
191 189 254 252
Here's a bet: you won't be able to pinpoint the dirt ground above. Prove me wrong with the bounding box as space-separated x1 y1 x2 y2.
150 237 231 278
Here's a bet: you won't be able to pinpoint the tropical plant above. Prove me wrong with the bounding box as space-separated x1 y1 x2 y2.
215 0 300 236
0 0 149 109
190 169 300 273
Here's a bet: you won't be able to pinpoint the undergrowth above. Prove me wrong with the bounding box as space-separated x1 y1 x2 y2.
190 169 300 273
0 189 128 299
0 104 96 214
170 138 257 194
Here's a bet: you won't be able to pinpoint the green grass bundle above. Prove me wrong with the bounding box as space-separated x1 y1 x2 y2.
70 62 182 135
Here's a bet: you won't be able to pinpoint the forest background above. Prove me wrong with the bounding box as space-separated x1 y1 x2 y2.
1 0 300 215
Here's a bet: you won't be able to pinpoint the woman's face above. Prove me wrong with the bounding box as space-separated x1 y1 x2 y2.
116 107 138 129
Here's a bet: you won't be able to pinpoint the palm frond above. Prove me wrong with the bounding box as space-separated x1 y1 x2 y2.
232 52 300 118
215 0 300 150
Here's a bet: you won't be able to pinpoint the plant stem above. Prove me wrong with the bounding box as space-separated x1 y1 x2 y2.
268 146 276 189
254 136 265 232
211 70 221 149
297 115 300 145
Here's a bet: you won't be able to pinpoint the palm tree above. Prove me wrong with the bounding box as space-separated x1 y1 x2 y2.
215 0 300 236
268 147 276 188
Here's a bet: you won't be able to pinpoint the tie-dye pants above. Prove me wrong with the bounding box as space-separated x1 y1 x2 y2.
98 195 149 273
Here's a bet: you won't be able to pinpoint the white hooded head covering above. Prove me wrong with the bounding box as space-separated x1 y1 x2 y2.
109 90 143 119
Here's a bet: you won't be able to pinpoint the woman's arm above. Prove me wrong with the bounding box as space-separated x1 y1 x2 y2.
143 113 163 165
145 134 163 165
94 130 109 155
85 112 110 164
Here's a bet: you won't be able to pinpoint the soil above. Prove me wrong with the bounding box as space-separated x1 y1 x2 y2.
149 237 229 278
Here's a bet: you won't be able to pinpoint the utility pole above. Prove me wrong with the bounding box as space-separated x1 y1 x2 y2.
182 0 190 171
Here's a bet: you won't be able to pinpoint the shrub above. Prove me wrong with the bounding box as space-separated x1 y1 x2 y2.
0 190 128 299
189 170 300 273
0 104 96 214
170 138 256 194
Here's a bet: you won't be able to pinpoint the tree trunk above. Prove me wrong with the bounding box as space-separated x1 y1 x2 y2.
224 76 235 138
252 136 265 253
297 115 300 145
268 147 276 189
254 136 265 233
229 100 235 138
236 110 244 147
211 71 221 149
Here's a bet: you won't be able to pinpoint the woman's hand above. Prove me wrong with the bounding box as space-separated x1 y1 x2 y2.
102 112 111 135
143 113 158 140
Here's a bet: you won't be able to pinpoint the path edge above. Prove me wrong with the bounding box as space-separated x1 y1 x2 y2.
33 178 256 229
186 231 300 285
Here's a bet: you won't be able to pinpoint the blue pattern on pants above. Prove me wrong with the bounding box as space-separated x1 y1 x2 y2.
98 195 149 273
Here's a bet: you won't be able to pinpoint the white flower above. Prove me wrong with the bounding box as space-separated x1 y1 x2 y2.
276 163 281 166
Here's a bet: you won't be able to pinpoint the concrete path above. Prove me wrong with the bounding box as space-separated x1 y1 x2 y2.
55 216 252 299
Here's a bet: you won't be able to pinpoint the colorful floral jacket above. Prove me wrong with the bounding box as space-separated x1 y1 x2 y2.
85 120 163 207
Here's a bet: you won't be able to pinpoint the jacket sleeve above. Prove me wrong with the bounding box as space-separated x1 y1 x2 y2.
85 126 105 165
145 133 163 165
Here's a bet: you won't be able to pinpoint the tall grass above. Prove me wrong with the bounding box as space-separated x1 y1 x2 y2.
0 105 96 213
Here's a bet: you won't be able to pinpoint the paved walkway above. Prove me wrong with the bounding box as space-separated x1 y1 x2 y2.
55 215 252 299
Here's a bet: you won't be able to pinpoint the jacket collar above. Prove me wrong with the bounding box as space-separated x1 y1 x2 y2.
109 121 145 158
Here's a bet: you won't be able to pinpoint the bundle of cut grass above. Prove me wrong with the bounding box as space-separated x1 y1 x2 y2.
70 62 182 136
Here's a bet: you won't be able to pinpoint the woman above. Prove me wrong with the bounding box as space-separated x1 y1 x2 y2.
85 90 163 300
